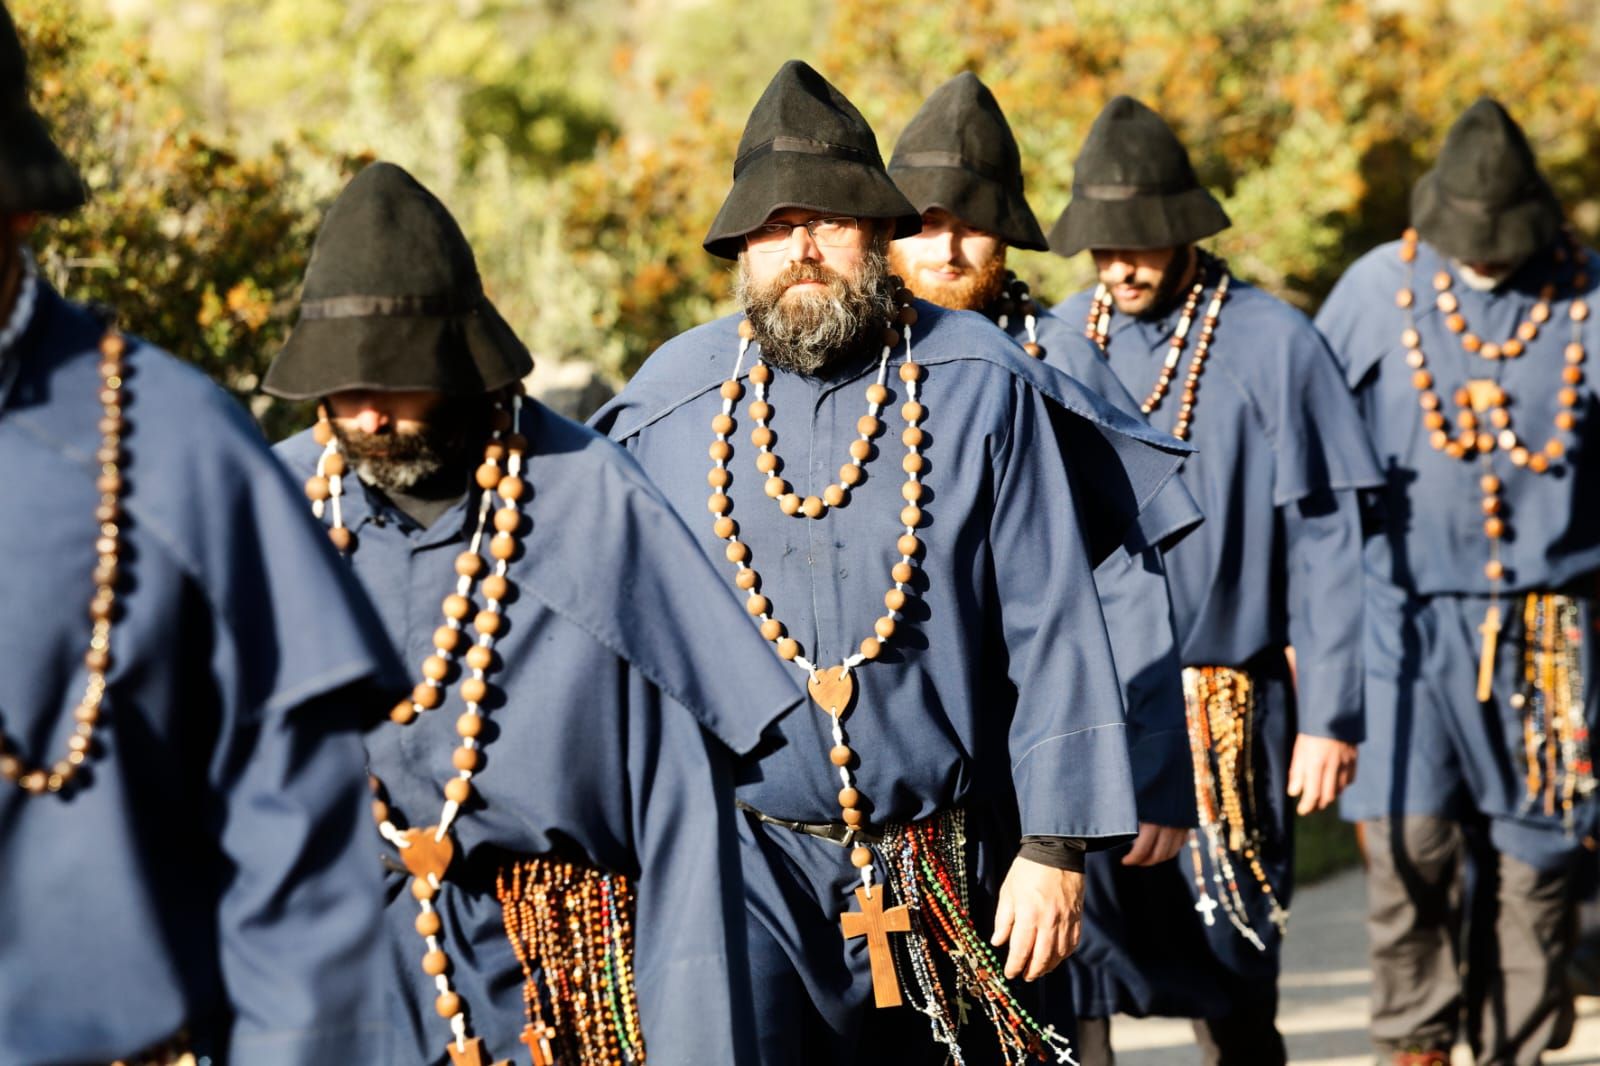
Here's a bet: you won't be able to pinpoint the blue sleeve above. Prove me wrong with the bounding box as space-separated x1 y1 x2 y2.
1093 545 1197 828
994 382 1139 842
1283 488 1367 744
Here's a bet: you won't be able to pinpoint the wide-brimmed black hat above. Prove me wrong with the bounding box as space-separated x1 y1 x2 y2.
703 60 920 260
888 72 1047 251
264 162 531 400
1411 98 1563 264
1048 96 1230 258
0 3 85 215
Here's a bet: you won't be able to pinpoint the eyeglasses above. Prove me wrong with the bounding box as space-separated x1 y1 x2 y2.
745 216 862 253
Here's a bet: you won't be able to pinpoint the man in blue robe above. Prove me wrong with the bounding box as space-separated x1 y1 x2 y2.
1317 98 1600 1066
591 61 1193 1065
887 72 1199 865
265 161 802 1066
1049 96 1383 1064
0 6 407 1062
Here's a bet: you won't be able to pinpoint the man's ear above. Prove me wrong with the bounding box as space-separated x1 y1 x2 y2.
7 213 37 238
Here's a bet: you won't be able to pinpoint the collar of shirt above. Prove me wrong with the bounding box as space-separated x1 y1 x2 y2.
0 249 40 359
338 468 476 549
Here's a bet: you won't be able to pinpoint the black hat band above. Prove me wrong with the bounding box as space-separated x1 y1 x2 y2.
890 149 1012 186
299 292 483 321
1430 181 1548 218
733 135 878 179
1072 182 1187 201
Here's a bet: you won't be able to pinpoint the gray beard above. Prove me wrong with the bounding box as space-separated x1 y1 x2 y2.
735 248 895 374
334 425 451 495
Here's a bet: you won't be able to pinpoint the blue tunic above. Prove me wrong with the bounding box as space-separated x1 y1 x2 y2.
277 402 802 1066
0 286 406 1065
591 300 1191 1060
1054 276 1382 1016
1013 308 1198 831
1316 238 1600 868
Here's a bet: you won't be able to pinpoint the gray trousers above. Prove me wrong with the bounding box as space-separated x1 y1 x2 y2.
1364 816 1578 1065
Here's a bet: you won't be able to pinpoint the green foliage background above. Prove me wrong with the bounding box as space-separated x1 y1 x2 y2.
15 0 1600 435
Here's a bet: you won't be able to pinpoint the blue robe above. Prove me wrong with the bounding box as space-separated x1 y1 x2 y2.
1012 308 1198 831
277 402 802 1066
1054 276 1382 1017
1316 239 1600 869
0 285 405 1065
591 300 1191 1062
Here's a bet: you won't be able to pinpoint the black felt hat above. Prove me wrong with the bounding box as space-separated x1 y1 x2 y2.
1048 96 1230 258
264 162 531 400
888 72 1047 251
703 60 920 260
0 3 86 215
1411 98 1563 264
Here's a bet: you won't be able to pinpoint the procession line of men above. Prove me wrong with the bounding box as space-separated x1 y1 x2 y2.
3 2 1595 1062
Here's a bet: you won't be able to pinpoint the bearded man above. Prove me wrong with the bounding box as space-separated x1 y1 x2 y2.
888 71 1199 871
1048 97 1383 1065
1317 98 1600 1066
591 61 1192 1065
0 5 407 1062
266 162 801 1066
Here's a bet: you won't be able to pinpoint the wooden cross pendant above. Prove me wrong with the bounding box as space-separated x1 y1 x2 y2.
520 1023 558 1066
1477 605 1502 703
444 1037 509 1066
840 884 912 1008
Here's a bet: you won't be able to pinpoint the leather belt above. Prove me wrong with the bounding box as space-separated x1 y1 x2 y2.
736 800 882 847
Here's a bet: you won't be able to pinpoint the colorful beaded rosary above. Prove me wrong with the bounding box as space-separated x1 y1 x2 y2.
1084 250 1231 442
1512 594 1596 833
497 858 644 1066
708 278 929 1005
1181 666 1286 951
875 811 1076 1065
0 303 126 797
1393 228 1589 701
309 394 644 1066
989 271 1046 359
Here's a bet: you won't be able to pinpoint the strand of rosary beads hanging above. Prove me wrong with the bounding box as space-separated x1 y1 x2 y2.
708 278 925 903
1511 593 1596 831
0 323 126 796
991 271 1046 359
315 392 531 1066
1084 251 1231 441
496 858 644 1066
874 812 1076 1065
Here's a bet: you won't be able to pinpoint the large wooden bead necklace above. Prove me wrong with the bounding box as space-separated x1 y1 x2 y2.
0 324 127 796
1084 250 1231 441
710 279 927 995
1393 227 1589 702
989 271 1046 359
310 393 565 1066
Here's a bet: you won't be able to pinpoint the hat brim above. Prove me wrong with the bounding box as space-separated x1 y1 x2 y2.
1048 188 1230 257
1411 170 1563 264
0 105 86 215
263 298 532 400
703 149 922 260
889 166 1048 251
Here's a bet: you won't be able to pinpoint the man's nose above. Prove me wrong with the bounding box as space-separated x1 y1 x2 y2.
354 408 387 434
785 224 822 263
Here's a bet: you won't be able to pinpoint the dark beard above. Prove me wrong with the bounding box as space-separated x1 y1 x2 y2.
1138 245 1197 321
333 401 484 495
735 248 896 374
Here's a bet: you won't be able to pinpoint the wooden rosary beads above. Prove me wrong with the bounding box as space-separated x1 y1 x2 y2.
319 393 531 1066
1182 666 1286 952
1085 252 1231 441
0 328 127 796
497 858 645 1066
990 271 1045 359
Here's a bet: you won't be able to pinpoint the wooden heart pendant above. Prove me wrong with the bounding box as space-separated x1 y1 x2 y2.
399 825 455 883
807 665 855 715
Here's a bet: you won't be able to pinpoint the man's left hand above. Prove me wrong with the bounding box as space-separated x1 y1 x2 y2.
990 855 1084 981
1286 734 1358 815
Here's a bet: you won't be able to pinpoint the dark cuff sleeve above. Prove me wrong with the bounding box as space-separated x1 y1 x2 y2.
1018 836 1088 873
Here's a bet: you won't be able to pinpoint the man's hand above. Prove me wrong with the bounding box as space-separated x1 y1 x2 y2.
1287 734 1358 815
1121 823 1188 866
990 855 1084 981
